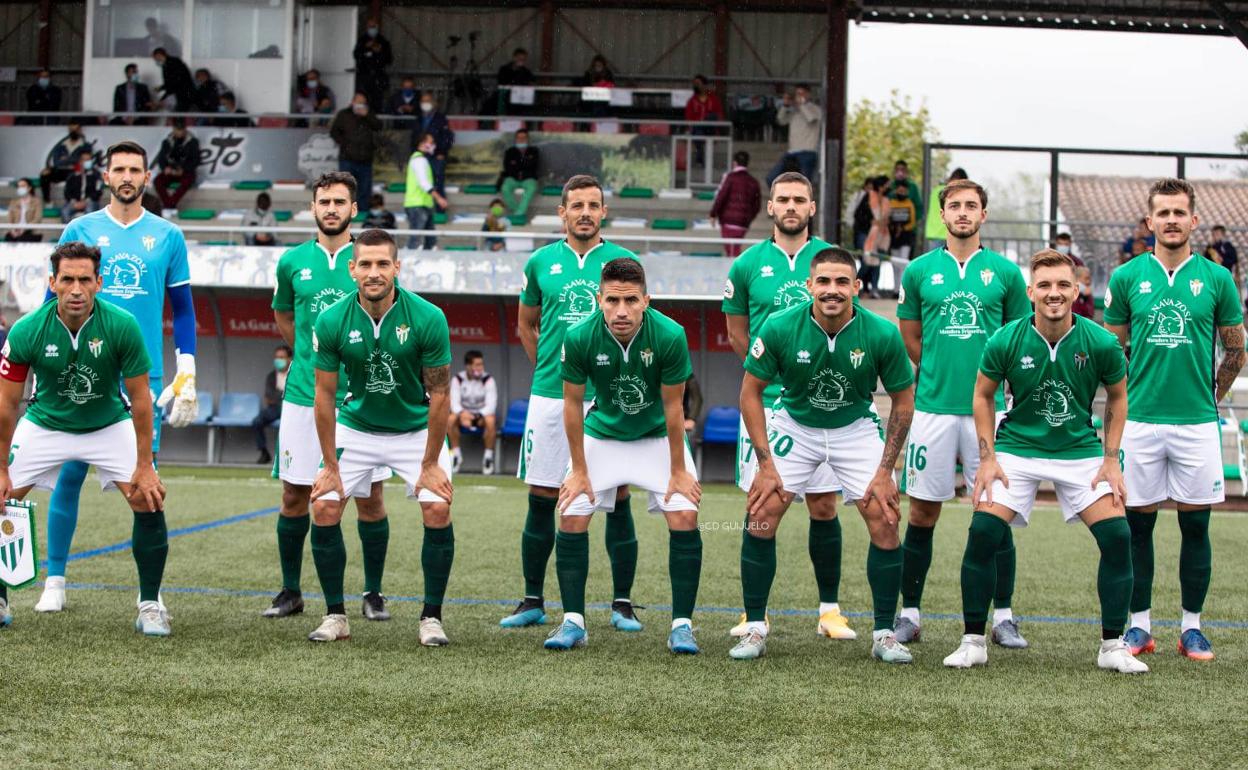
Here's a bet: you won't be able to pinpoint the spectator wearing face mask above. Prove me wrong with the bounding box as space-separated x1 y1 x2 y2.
1052 232 1085 266
1072 266 1096 320
39 121 89 204
363 193 396 229
331 92 383 200
112 63 154 125
496 129 539 222
242 192 277 246
684 74 724 169
414 91 454 211
353 17 393 119
193 68 228 113
387 76 421 116
4 179 43 242
404 132 449 249
22 69 62 125
483 197 509 251
214 92 251 128
61 147 104 223
294 70 335 116
253 344 293 465
153 119 201 209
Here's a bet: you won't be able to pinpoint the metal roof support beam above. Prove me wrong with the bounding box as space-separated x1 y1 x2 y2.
825 0 849 243
1209 1 1248 49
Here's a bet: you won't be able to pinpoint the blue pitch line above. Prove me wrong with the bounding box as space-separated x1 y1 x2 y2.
38 582 1248 630
37 506 280 568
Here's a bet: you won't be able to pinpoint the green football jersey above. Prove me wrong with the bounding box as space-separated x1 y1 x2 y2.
2 297 151 433
271 239 356 407
1103 252 1242 424
980 316 1126 460
520 238 638 399
745 301 913 430
561 306 692 441
721 236 836 400
897 247 1030 414
313 286 452 434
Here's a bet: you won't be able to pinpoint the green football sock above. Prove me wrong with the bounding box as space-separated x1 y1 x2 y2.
555 530 589 616
605 495 638 601
741 530 776 623
276 513 310 592
994 527 1016 610
310 522 346 608
899 522 934 608
668 529 702 620
132 511 168 603
866 543 903 631
1177 508 1212 614
1125 508 1156 613
521 493 556 598
960 512 1009 634
357 517 389 595
1090 517 1133 637
808 517 842 604
421 524 455 606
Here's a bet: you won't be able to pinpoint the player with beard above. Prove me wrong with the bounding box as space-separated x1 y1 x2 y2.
263 172 392 623
894 179 1030 648
33 140 199 616
721 171 854 641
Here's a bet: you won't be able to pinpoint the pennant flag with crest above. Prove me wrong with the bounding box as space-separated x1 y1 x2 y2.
0 499 38 589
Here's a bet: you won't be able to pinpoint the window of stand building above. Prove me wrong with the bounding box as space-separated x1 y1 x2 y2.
93 0 185 59
192 0 285 60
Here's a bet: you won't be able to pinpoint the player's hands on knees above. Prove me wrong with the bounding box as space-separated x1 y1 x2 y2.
665 468 701 507
128 465 166 511
747 462 783 516
558 470 594 514
0 468 13 503
418 462 454 504
1093 456 1127 508
973 456 1008 508
310 467 344 502
863 468 901 525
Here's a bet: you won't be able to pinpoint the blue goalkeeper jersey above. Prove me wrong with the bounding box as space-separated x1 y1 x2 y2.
59 208 191 382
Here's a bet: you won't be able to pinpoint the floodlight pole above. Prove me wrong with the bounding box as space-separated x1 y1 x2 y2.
824 0 849 243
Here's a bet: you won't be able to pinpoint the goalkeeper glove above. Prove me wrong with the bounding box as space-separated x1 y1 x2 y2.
157 353 198 428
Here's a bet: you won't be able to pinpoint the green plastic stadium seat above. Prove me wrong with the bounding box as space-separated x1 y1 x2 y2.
273 210 292 222
445 245 475 251
387 182 406 193
43 206 59 218
233 180 272 190
695 190 716 201
691 251 721 257
179 209 216 220
652 218 687 230
464 183 497 195
433 212 448 225
351 211 367 223
620 187 655 199
541 185 563 197
507 214 527 227
204 240 233 245
1224 464 1241 480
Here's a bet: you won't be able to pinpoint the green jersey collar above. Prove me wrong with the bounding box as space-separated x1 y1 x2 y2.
55 306 96 351
767 236 814 271
1148 251 1196 287
1029 314 1078 362
941 246 984 281
354 288 400 339
602 312 646 363
562 238 608 270
808 303 857 353
314 238 353 271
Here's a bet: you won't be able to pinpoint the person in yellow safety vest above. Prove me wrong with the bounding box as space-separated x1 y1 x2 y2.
405 132 449 250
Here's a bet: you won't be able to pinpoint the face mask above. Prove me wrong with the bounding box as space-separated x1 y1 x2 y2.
370 207 383 216
17 185 30 197
515 142 527 150
273 358 288 372
402 88 415 98
693 84 702 93
367 27 379 37
82 159 94 170
69 131 82 140
1056 245 1071 255
420 102 433 113
218 104 228 112
306 79 319 90
352 103 367 114
490 205 505 217
130 74 140 84
38 78 50 88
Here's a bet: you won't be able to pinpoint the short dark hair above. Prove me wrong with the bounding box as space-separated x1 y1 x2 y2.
313 171 358 203
1055 232 1072 243
256 192 271 208
515 128 529 139
464 349 484 364
1147 177 1195 212
561 174 603 206
124 63 138 74
600 258 646 291
152 47 167 57
354 228 397 255
275 344 293 356
733 150 750 167
1212 224 1227 233
940 179 988 209
693 74 708 85
76 146 94 157
195 68 210 78
794 83 810 92
513 47 528 57
369 192 385 207
417 132 436 147
810 247 856 272
894 159 909 168
51 242 101 276
105 140 148 169
770 171 812 199
949 167 968 181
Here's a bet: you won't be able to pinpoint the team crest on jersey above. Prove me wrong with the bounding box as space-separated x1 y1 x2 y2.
723 278 735 300
1190 278 1204 297
760 265 774 277
1020 355 1035 369
44 344 59 358
88 338 103 357
57 363 101 405
1073 351 1088 370
311 330 319 352
980 269 995 285
348 329 363 344
142 235 156 252
773 280 809 309
807 368 851 412
931 273 945 286
938 292 985 341
365 350 398 395
610 374 652 415
395 324 410 344
96 235 110 247
1104 286 1113 307
898 286 906 304
750 338 765 359
300 268 313 281
596 353 610 366
797 350 811 363
1032 378 1076 427
640 348 654 366
310 287 347 314
1146 299 1192 349
849 348 865 368
557 279 599 324
101 253 148 299
1138 280 1152 295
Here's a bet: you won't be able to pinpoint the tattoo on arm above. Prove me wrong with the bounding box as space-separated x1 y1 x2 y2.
754 447 771 464
978 437 993 460
1215 325 1246 401
879 408 908 470
1102 407 1118 457
423 364 451 394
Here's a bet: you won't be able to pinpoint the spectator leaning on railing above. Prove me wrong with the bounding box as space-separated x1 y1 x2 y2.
709 150 761 258
214 92 251 128
153 119 200 209
4 179 42 243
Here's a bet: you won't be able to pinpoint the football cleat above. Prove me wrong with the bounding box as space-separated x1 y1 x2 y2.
991 619 1029 649
1123 627 1155 656
0 597 11 627
729 628 767 660
35 576 67 613
943 634 989 668
816 609 858 640
482 456 496 476
729 612 770 638
1178 629 1215 661
668 624 699 655
610 600 643 632
451 454 463 474
544 619 588 650
1098 638 1149 673
871 631 913 664
499 597 547 628
362 592 391 621
134 600 172 637
893 616 921 644
308 613 350 642
261 588 305 618
419 617 450 647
